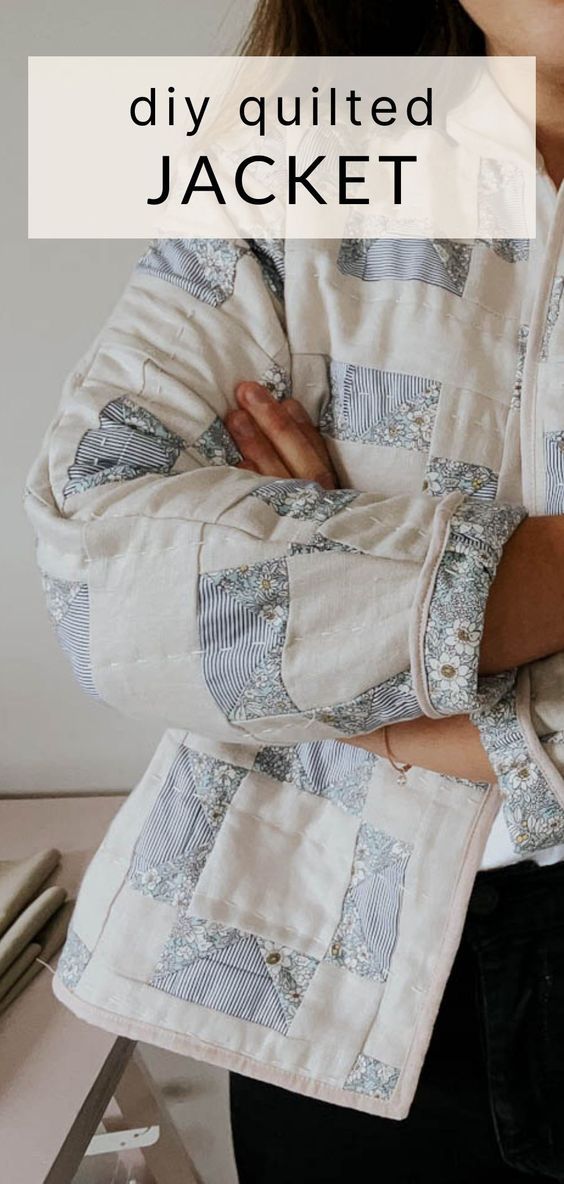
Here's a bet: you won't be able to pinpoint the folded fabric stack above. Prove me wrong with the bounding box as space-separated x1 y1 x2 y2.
0 849 72 1015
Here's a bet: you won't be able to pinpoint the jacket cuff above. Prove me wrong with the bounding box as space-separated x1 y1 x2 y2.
411 498 527 718
470 668 564 855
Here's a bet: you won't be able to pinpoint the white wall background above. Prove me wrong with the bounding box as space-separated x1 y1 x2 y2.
1 0 254 792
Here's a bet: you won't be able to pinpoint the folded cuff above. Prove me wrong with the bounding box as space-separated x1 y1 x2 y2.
412 498 527 718
471 668 564 855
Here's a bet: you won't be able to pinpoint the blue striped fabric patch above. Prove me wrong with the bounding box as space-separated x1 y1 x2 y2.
248 239 285 303
137 239 246 306
294 740 374 800
199 558 299 721
325 823 411 982
133 751 209 866
55 584 98 698
199 580 282 716
321 361 440 450
128 745 248 905
254 740 376 816
150 915 319 1033
352 862 405 967
152 937 289 1030
337 239 472 295
250 479 357 521
315 670 422 736
544 432 564 514
41 574 98 698
64 397 186 500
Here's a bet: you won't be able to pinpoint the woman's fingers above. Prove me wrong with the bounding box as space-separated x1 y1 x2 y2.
234 382 337 488
284 398 336 469
225 409 293 478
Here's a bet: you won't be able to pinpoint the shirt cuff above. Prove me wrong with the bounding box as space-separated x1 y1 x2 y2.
411 497 527 717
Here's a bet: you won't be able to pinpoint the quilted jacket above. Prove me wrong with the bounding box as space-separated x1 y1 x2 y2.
25 165 564 1120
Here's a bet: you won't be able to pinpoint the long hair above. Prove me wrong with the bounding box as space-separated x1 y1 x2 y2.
240 0 485 57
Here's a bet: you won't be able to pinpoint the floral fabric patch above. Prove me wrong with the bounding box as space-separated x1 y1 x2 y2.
57 927 92 990
137 238 246 306
540 275 564 360
424 500 527 715
261 362 292 401
325 823 411 981
288 534 359 557
41 573 84 625
205 557 290 627
512 325 529 410
321 360 440 452
191 417 242 466
480 239 530 263
130 850 212 909
254 740 377 816
230 649 298 721
150 914 319 1034
423 457 498 501
471 679 564 854
343 1052 400 1100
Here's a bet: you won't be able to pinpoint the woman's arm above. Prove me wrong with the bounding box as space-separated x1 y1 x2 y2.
345 713 496 781
480 515 564 673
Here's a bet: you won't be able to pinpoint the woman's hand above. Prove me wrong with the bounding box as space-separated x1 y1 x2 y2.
225 381 339 489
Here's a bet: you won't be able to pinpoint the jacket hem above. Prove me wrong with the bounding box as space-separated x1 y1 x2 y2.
51 973 412 1120
52 784 499 1126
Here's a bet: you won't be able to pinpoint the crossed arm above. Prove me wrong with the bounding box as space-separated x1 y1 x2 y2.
224 382 564 783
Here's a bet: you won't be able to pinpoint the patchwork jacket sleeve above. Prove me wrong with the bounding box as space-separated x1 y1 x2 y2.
24 238 526 746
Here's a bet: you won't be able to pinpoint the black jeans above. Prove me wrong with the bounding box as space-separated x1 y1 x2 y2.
229 859 564 1183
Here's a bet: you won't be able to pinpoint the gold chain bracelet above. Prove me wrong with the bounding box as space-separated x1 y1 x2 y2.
382 725 412 785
